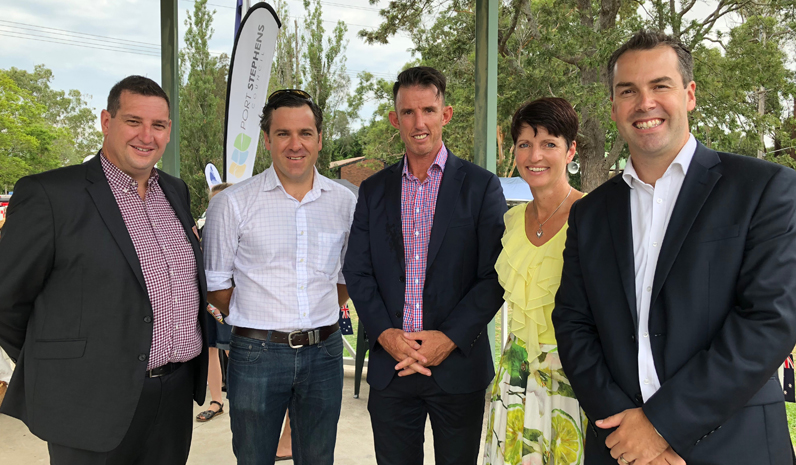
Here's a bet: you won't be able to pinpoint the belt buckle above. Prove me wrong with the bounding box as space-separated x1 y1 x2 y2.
288 330 304 349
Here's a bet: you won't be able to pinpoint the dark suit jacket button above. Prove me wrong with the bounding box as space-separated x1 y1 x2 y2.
138 354 147 361
395 311 402 318
399 275 405 282
144 316 152 323
635 393 644 404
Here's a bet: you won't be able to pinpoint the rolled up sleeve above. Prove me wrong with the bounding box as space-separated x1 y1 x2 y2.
202 192 239 291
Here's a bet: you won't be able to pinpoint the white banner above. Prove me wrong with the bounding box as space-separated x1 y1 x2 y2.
205 163 222 188
224 2 281 183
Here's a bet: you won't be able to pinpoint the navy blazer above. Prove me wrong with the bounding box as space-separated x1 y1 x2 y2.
343 150 507 393
0 155 208 452
553 141 796 464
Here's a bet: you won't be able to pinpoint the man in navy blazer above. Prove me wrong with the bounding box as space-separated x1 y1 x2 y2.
343 66 506 465
553 30 796 465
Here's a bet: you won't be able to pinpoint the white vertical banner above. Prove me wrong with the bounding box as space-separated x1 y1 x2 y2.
224 2 281 183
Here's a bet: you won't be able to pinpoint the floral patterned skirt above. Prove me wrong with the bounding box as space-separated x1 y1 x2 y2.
484 335 585 465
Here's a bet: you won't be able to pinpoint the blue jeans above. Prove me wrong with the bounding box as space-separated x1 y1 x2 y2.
227 329 344 465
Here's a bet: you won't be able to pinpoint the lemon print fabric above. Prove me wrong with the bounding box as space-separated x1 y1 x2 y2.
484 337 585 465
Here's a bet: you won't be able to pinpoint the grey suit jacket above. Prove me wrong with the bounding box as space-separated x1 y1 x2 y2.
0 155 208 452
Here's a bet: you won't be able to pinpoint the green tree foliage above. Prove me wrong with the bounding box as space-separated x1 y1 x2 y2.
5 64 102 167
0 70 70 192
302 0 351 176
356 0 796 187
179 0 230 219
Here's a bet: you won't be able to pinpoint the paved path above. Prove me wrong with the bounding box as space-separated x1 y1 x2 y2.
0 366 489 464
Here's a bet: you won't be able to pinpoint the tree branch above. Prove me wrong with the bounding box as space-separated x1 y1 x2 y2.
499 0 523 56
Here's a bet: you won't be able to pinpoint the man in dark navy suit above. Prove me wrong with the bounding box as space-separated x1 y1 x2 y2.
554 30 796 465
343 66 506 465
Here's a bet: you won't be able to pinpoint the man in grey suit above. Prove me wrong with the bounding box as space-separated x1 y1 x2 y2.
0 76 208 465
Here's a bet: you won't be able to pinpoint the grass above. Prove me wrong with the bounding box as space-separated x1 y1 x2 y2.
788 402 796 445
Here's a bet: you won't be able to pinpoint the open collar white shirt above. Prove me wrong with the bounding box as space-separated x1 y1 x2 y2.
622 133 696 401
202 165 356 331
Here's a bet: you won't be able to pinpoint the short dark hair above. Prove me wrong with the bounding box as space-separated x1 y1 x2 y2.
392 66 446 105
259 90 323 135
107 75 170 117
511 97 579 149
607 30 693 98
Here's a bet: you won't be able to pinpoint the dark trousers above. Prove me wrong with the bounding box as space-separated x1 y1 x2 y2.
368 374 486 465
48 362 195 465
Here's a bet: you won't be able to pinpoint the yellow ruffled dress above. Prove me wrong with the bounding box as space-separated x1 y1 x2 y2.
483 203 585 465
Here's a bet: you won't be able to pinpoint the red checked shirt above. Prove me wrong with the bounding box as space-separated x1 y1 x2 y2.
101 153 202 370
401 144 448 332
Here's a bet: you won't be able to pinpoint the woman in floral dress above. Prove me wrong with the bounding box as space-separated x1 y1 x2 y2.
484 98 585 465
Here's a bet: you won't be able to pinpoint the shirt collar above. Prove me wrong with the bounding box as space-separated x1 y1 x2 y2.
99 150 159 191
622 134 696 188
262 164 331 197
402 143 448 179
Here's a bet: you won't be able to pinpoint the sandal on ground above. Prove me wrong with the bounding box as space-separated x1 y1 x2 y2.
275 456 292 462
195 400 224 422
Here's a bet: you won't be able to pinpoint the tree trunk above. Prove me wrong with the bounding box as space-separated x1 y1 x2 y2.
577 67 611 192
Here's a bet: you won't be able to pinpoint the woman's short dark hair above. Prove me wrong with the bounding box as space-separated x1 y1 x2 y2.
259 91 323 135
511 97 579 148
392 66 447 105
107 75 170 117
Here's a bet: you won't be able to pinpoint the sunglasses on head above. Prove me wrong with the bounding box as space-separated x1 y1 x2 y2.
267 89 313 103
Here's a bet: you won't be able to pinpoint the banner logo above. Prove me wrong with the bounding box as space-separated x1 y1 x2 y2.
224 3 281 183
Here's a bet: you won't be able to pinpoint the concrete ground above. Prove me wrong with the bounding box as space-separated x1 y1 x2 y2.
0 365 489 464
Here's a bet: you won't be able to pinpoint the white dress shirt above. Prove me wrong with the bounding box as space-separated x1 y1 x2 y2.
622 134 696 401
203 165 357 331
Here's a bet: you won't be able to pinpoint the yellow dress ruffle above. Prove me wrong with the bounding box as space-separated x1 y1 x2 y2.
495 203 568 362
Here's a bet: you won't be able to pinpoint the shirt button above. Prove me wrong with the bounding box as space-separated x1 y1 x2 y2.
414 231 419 236
299 258 304 263
646 286 651 292
174 297 178 302
419 187 423 192
415 208 419 213
138 354 147 361
415 303 419 309
175 325 179 329
652 242 658 247
415 255 419 260
656 198 663 204
303 313 307 317
643 332 649 338
300 231 304 235
644 378 650 385
415 279 419 284
300 285 304 290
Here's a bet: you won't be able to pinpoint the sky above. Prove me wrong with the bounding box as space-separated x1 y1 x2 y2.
0 0 415 129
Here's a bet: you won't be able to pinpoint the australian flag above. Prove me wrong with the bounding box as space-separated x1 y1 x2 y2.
784 354 794 402
339 303 353 335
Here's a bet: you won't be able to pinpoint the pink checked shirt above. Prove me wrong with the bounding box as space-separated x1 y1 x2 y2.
101 154 202 370
401 144 448 332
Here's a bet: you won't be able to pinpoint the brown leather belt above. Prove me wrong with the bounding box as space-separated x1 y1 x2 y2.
232 322 339 348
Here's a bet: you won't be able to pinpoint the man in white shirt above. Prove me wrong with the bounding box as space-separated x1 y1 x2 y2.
202 89 356 465
553 30 796 465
